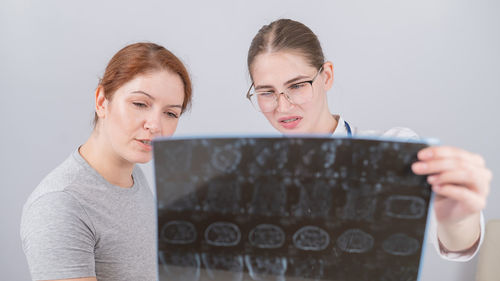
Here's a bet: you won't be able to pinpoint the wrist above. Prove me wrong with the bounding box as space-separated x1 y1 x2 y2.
437 213 481 252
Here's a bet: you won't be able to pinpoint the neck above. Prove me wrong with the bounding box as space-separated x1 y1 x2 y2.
79 130 135 188
313 110 338 134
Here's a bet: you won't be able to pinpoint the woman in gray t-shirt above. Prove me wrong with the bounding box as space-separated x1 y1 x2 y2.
21 42 193 281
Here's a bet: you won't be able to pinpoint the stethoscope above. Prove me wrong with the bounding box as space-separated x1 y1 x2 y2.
344 121 352 137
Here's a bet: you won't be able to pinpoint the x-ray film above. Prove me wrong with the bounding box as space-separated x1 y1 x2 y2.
153 136 433 281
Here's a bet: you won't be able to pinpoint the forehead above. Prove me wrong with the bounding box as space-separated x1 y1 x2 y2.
251 51 316 85
117 70 185 104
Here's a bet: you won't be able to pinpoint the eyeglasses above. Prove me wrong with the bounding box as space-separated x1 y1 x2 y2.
246 66 324 113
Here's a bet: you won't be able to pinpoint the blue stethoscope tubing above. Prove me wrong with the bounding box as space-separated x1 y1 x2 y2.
344 121 352 137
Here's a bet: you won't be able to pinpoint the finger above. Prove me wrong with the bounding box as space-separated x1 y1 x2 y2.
412 154 489 175
418 146 486 167
413 156 493 194
412 158 462 175
427 167 492 196
432 184 486 212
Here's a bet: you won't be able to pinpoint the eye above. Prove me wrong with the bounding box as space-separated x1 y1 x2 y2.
133 102 148 108
289 82 308 90
257 91 274 97
165 112 179 119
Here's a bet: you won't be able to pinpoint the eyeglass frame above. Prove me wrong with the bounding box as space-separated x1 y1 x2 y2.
246 65 325 112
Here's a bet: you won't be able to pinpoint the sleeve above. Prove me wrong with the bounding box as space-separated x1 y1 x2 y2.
428 208 485 262
20 191 97 280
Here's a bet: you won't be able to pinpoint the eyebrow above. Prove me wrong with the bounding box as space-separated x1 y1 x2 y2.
254 75 310 91
131 90 155 100
130 90 183 109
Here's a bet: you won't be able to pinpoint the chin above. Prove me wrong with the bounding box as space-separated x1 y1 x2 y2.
134 158 151 164
126 152 152 164
274 124 308 135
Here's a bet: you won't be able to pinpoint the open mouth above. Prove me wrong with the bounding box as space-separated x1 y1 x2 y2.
278 116 302 129
139 140 151 145
281 117 300 123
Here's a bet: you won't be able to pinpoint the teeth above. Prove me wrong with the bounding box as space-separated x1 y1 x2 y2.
282 118 299 123
141 140 151 145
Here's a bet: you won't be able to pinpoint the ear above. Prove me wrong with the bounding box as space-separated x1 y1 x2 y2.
95 86 108 119
322 61 334 91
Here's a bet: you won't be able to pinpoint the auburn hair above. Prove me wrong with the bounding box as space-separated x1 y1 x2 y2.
94 42 192 125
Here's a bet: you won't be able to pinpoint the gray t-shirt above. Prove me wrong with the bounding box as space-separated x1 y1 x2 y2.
20 149 156 281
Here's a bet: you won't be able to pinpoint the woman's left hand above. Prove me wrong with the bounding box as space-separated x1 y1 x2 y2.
412 146 491 224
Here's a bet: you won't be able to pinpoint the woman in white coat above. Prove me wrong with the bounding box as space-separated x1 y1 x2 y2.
245 18 492 260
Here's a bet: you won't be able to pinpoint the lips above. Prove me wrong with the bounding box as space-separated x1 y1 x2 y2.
278 116 302 129
136 139 153 151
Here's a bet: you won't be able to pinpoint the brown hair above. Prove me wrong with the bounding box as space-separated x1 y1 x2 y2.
94 42 192 125
247 19 325 79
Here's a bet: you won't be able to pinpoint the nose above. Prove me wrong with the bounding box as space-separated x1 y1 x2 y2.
275 92 294 113
144 112 161 136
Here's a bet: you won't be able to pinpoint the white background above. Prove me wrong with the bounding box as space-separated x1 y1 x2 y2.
1 0 499 280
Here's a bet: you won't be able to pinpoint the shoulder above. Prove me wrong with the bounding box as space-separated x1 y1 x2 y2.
337 116 419 140
21 150 98 238
21 191 83 224
381 127 419 140
20 190 96 247
21 190 91 228
24 149 97 208
356 126 420 140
